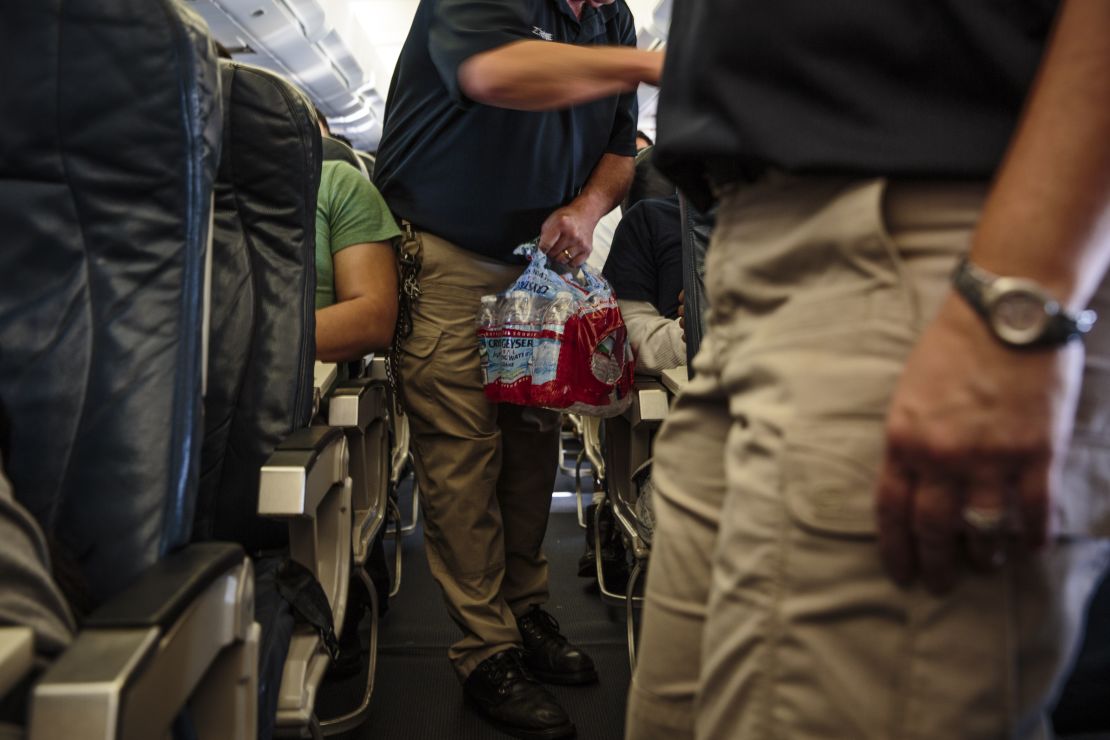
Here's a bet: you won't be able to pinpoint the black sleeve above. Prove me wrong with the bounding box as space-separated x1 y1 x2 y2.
603 201 657 304
605 9 639 156
429 0 534 105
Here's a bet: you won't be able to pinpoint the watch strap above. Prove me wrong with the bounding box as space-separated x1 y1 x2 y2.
952 257 991 321
951 257 1096 348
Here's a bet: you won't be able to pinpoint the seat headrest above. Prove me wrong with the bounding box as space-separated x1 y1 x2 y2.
0 0 220 602
322 136 369 179
679 194 716 370
197 62 322 549
357 151 377 179
624 146 676 212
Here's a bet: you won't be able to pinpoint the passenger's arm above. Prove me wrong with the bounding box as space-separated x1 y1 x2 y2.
877 0 1110 592
315 242 399 363
458 40 662 111
620 300 685 375
539 153 634 267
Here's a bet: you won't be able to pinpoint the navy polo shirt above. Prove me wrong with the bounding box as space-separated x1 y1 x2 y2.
655 0 1058 210
374 0 639 261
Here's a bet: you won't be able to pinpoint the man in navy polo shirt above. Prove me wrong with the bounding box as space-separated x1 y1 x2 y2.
374 0 662 736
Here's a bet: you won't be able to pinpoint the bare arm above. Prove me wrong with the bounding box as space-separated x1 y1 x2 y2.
877 0 1110 591
969 0 1110 303
316 242 399 363
458 40 663 111
539 153 634 266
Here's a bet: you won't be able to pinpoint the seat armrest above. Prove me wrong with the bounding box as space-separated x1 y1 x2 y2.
326 379 387 430
660 366 689 396
259 425 352 621
625 381 670 425
313 362 339 419
84 543 244 629
367 355 388 381
0 627 33 697
260 430 354 735
258 427 348 517
29 548 256 740
313 362 338 400
324 379 390 563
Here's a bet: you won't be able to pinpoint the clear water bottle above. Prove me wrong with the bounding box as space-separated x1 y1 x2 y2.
477 294 499 385
500 289 535 327
543 291 575 329
477 294 498 328
533 291 575 386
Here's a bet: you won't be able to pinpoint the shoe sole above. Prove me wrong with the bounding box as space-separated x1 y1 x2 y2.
529 668 599 686
465 696 577 740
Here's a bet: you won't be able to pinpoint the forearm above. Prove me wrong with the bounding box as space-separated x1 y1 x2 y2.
573 153 634 224
621 300 685 374
315 295 397 363
970 0 1110 309
459 40 662 111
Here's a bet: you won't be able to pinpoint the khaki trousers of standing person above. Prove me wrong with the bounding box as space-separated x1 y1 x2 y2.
626 175 1110 740
398 229 562 680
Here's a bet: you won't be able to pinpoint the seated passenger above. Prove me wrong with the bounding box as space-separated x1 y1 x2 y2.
603 194 685 375
587 131 660 273
314 159 400 362
314 158 400 678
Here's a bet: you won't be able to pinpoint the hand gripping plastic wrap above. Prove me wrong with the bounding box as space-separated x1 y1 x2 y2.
477 245 634 417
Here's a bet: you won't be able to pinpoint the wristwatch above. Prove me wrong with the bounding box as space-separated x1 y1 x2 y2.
952 257 1097 349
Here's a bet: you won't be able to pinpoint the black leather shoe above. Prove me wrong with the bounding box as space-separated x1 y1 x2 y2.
463 649 576 739
516 607 598 685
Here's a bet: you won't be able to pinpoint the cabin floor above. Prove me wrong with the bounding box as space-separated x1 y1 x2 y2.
320 441 631 740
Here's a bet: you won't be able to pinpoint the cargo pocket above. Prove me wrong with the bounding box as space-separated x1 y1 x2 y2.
781 420 886 538
398 324 443 405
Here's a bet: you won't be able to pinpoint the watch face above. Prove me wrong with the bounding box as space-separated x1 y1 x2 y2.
989 288 1050 345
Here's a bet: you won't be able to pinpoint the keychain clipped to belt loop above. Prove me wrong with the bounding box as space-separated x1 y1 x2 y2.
389 220 423 414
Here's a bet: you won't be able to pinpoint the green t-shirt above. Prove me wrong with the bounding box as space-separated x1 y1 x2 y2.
315 160 401 309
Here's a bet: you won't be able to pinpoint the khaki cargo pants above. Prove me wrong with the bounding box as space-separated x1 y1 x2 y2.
626 176 1110 739
398 230 561 680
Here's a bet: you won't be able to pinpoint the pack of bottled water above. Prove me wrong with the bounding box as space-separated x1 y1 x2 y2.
477 245 634 417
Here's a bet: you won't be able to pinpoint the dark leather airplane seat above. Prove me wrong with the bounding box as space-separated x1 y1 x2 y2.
198 60 325 739
0 5 259 740
679 195 715 371
357 151 376 179
623 145 676 212
196 61 320 550
322 136 369 179
0 0 221 605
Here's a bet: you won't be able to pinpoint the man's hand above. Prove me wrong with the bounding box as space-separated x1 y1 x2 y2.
538 202 598 268
875 293 1084 594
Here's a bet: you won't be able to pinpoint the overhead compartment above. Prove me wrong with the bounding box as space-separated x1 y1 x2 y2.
186 0 383 147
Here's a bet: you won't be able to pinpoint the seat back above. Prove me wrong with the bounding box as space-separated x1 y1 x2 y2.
357 151 377 179
322 136 370 180
679 195 715 371
0 0 220 604
195 61 321 551
623 146 676 212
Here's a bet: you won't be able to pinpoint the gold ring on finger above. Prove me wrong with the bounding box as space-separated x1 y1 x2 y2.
962 507 1008 535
